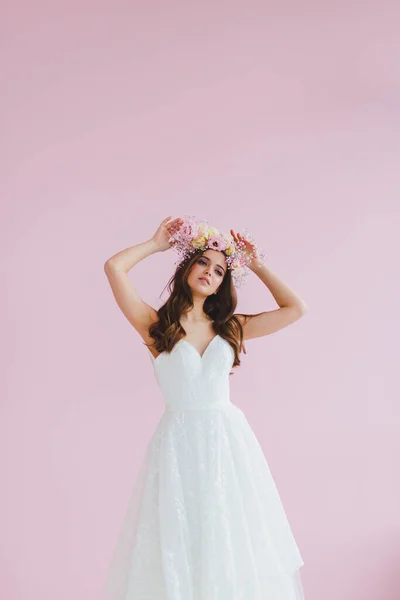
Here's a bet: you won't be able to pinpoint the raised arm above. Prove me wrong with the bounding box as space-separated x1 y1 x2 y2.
235 261 308 340
103 216 182 344
230 230 308 340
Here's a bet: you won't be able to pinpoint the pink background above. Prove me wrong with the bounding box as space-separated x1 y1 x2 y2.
2 2 400 599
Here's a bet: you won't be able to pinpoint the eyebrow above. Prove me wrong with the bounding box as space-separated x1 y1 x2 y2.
201 256 226 273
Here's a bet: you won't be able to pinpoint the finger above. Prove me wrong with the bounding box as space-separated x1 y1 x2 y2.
166 218 181 228
167 220 180 230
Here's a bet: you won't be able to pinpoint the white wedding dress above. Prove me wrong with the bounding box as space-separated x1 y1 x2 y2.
101 334 305 600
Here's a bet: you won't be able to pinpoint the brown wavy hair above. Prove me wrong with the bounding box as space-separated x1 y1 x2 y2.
146 248 257 368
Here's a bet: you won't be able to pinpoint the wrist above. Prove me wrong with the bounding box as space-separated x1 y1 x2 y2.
249 257 267 273
147 238 162 253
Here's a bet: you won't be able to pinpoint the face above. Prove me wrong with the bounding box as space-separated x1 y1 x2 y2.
187 249 227 296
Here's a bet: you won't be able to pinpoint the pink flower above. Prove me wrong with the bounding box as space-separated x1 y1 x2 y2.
180 218 199 241
206 234 228 252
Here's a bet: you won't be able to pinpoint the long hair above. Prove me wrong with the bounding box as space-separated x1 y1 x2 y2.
146 249 255 368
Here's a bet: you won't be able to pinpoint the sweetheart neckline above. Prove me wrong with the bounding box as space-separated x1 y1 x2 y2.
150 334 221 364
180 334 220 360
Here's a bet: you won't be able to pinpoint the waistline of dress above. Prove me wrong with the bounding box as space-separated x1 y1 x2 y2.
165 401 233 412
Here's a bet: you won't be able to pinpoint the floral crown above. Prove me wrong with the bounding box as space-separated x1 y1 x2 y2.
167 215 266 289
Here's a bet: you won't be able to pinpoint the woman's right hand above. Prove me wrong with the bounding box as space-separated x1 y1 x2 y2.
151 216 183 252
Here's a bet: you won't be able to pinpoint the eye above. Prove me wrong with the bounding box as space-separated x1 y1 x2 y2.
198 258 223 277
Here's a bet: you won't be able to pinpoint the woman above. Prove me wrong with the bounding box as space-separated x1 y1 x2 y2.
102 215 308 600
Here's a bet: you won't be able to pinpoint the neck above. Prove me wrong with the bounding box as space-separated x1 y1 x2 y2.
182 296 211 322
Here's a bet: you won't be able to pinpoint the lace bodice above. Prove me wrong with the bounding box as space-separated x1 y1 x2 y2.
148 334 235 411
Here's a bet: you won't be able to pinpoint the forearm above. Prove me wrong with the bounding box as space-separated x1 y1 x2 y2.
249 262 308 310
104 238 159 273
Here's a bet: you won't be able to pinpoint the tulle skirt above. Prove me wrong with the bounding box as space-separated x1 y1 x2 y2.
101 402 305 600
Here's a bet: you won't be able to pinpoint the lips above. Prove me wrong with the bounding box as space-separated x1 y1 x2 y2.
199 277 210 285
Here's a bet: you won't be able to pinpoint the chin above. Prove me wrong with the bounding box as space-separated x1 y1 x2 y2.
195 284 212 295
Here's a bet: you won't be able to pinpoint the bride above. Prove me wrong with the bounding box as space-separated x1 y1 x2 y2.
102 215 308 600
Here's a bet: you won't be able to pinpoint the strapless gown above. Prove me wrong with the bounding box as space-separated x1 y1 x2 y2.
101 334 305 600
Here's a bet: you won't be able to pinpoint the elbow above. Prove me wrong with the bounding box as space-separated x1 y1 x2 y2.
298 302 309 315
104 259 117 273
289 302 308 317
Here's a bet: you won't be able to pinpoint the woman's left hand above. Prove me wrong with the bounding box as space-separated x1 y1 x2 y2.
229 229 261 269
